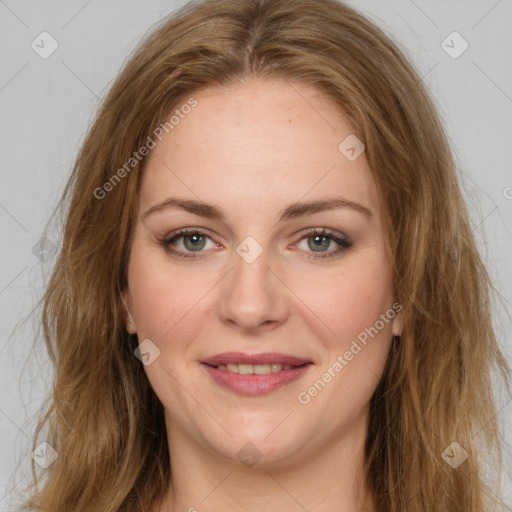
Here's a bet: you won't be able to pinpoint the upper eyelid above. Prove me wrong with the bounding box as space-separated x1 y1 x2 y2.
164 227 348 246
164 227 217 244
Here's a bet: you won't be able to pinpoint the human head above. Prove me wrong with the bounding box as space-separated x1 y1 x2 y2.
122 75 402 494
25 0 510 510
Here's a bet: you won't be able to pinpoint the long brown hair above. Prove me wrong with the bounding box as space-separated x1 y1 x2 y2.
20 0 511 510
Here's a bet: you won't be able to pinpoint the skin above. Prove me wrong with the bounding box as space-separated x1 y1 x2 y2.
123 77 402 512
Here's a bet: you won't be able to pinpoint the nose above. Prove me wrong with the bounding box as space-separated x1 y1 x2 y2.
217 240 290 334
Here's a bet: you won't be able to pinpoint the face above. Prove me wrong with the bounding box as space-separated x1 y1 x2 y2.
123 78 402 467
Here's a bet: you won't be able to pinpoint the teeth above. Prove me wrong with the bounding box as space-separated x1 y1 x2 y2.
215 363 298 374
254 364 271 375
238 363 253 375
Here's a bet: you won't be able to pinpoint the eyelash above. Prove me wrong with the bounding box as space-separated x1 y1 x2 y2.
160 227 352 260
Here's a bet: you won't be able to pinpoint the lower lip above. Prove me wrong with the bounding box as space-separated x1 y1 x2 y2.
202 363 313 396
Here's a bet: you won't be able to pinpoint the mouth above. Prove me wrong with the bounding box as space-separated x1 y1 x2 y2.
200 352 313 395
206 362 304 374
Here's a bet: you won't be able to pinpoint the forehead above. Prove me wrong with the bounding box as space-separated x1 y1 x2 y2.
139 78 380 223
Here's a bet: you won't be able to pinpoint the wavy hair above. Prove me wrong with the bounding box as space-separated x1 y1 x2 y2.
20 0 511 510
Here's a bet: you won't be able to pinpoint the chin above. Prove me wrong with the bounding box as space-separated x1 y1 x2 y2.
211 416 309 468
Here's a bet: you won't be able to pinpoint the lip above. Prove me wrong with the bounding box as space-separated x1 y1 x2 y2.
201 352 312 366
200 352 313 396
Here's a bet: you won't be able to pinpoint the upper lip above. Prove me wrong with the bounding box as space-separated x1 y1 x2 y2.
201 352 312 367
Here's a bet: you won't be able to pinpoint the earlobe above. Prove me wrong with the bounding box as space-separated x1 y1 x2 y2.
121 291 137 334
392 310 403 338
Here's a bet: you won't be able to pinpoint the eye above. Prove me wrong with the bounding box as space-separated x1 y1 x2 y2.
292 228 352 260
161 228 219 259
160 227 352 260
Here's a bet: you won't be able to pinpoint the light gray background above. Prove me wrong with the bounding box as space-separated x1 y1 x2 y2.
1 0 511 509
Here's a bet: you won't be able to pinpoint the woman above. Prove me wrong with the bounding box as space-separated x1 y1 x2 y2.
21 0 511 510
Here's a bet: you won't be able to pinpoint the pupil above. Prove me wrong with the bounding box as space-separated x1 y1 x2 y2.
184 234 205 251
310 235 329 251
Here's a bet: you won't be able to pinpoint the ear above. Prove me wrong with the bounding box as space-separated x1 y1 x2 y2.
392 309 403 338
122 289 137 334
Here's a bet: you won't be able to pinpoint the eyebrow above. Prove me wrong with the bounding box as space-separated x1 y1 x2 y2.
141 196 373 222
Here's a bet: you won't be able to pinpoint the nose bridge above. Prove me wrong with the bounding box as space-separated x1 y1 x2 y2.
217 235 288 330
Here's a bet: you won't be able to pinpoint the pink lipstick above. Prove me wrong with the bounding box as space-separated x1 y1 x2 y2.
201 352 313 395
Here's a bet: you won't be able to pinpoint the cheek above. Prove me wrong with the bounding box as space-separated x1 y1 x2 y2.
294 276 394 424
291 246 394 346
290 246 395 410
127 246 213 343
